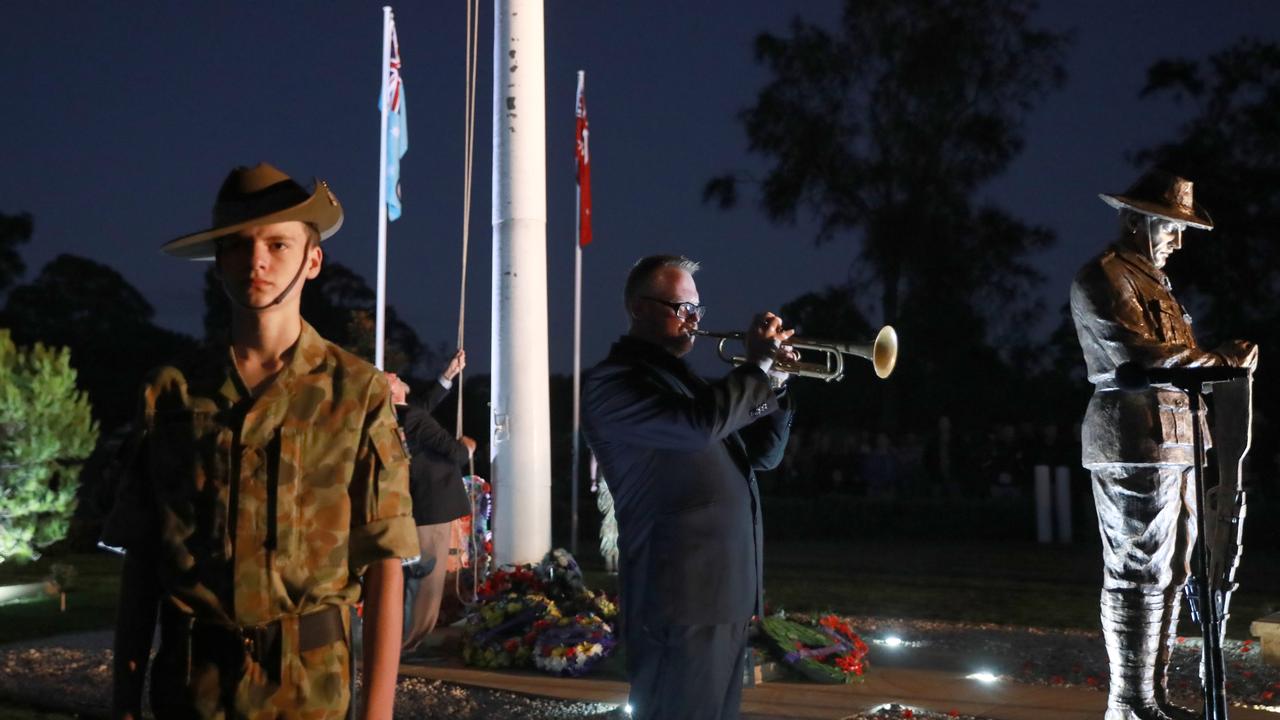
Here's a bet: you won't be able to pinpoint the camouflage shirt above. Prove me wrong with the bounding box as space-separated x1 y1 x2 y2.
103 321 418 627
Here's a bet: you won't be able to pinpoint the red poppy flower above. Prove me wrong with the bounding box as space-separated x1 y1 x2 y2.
835 655 863 674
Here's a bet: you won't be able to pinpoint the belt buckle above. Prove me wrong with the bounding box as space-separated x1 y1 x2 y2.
240 624 268 664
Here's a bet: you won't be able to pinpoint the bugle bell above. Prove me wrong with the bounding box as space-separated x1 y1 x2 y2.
693 325 897 382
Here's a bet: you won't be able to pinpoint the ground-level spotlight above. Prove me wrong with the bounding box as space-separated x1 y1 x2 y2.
624 703 633 715
966 671 1000 683
883 635 903 647
869 703 920 715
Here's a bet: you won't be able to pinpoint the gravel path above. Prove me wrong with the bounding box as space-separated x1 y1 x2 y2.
0 631 622 720
3 619 1278 719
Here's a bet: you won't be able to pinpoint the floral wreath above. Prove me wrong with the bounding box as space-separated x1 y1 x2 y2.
462 475 493 577
460 549 621 675
537 549 619 621
461 592 560 669
759 613 870 683
532 612 618 677
476 564 545 601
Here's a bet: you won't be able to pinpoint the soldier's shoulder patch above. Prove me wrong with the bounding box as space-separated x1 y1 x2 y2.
371 422 410 468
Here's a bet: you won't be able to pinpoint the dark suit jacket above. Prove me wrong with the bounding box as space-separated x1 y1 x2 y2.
581 336 793 628
399 381 471 525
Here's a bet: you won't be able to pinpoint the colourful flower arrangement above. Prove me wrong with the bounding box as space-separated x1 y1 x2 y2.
759 612 870 684
462 475 493 577
461 592 560 669
460 549 619 675
476 565 545 600
532 613 617 677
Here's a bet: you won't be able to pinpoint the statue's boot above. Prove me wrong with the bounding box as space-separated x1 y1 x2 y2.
1102 591 1172 720
1153 595 1198 720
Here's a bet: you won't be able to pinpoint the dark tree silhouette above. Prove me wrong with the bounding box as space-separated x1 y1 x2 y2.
0 212 33 295
707 0 1070 427
1135 39 1280 483
1136 39 1280 347
706 0 1068 331
1 254 196 430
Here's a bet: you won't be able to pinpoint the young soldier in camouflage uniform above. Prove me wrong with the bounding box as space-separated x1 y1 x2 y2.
104 163 420 719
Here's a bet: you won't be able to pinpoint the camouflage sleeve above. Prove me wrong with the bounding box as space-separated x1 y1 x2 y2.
100 430 155 551
100 369 177 552
349 373 419 574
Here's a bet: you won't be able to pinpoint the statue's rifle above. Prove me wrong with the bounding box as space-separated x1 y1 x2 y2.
1114 363 1252 720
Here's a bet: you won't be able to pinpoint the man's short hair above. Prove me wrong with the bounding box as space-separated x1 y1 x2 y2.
624 254 700 306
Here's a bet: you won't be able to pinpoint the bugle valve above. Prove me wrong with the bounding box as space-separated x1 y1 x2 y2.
693 325 897 381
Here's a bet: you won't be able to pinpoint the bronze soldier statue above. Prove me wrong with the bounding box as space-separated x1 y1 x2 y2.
1070 170 1258 720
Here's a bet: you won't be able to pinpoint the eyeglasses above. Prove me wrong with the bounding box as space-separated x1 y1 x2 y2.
641 296 707 321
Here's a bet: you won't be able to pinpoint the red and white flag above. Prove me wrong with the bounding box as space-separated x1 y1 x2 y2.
575 72 592 247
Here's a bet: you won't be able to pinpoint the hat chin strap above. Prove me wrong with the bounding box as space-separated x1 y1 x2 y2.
221 252 311 312
1145 216 1157 265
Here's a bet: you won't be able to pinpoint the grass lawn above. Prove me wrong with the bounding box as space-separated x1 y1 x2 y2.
760 539 1280 639
588 538 1280 640
0 552 122 646
5 541 1277 648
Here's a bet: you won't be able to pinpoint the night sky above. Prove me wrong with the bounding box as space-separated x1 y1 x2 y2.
3 1 1279 377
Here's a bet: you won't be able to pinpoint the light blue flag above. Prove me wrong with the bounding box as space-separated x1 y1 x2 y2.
381 23 407 221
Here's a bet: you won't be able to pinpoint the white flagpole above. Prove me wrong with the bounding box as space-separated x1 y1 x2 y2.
570 70 585 557
375 6 393 370
491 0 552 566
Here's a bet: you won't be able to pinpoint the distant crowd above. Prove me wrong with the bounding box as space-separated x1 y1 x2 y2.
763 419 1084 500
765 417 1280 505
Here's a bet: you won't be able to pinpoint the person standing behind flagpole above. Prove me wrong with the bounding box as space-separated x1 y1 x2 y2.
375 6 408 370
570 70 591 556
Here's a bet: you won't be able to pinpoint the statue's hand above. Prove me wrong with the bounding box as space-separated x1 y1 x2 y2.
1217 340 1259 370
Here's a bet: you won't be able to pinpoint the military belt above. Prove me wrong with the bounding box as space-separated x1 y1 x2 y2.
192 604 346 668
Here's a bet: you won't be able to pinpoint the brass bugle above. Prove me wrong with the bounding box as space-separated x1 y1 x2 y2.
693 325 897 382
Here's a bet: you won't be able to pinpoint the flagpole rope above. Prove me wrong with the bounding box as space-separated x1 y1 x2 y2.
456 0 483 610
456 0 480 443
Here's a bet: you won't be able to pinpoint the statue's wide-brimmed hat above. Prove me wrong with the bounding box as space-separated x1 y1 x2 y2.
161 163 344 260
1099 170 1213 230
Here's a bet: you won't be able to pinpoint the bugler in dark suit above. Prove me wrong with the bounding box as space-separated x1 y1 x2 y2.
582 255 795 720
